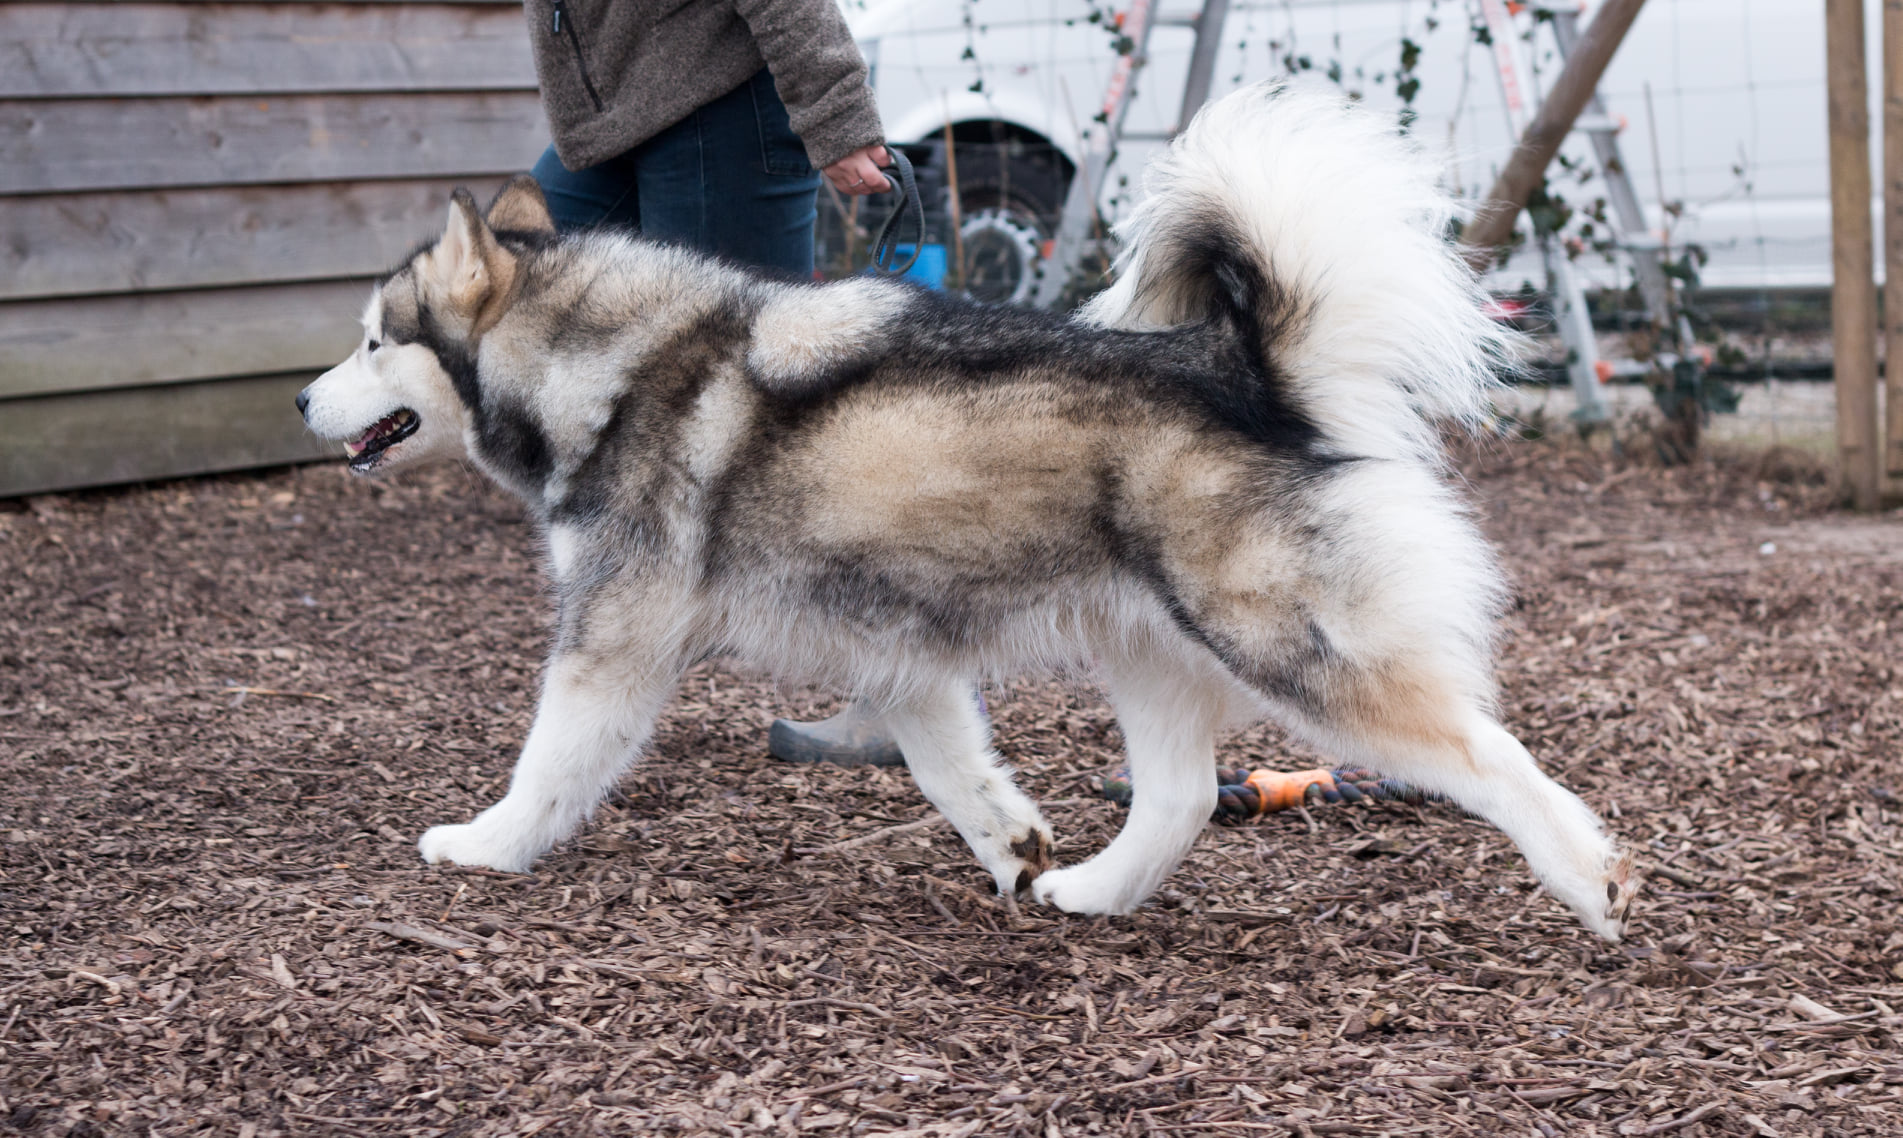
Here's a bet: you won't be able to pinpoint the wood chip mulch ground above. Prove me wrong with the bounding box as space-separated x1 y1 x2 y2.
2 438 1900 1137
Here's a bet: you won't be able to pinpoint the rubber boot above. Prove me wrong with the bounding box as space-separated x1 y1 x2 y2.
768 701 905 767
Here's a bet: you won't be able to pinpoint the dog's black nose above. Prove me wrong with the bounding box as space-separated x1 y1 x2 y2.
294 389 311 416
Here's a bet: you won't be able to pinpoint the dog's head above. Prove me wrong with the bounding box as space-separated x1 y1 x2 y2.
296 177 555 475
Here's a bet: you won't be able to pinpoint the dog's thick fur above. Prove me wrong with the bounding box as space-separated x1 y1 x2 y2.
299 82 1637 940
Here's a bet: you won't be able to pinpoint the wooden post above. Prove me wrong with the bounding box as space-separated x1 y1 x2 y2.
1887 0 1903 501
1458 0 1648 269
1830 0 1882 511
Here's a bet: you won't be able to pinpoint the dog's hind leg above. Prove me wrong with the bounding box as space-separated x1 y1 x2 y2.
1320 692 1634 941
883 681 1053 896
1030 652 1228 915
1257 655 1635 940
418 652 677 873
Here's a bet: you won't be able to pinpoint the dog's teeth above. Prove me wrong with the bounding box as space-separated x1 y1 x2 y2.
344 441 364 457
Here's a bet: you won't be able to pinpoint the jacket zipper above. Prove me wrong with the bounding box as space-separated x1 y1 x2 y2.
550 0 604 113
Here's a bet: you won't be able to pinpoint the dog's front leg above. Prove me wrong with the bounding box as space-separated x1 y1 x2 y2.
419 653 677 873
883 681 1053 895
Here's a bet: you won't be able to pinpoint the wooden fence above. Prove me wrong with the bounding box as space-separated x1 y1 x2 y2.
0 0 548 497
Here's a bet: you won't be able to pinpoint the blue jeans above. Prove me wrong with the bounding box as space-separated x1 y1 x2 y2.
531 70 822 277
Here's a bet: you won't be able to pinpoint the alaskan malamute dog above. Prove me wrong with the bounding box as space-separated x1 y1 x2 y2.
298 83 1636 940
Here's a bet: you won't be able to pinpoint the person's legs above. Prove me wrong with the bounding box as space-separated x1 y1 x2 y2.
529 146 642 233
629 70 822 275
767 700 904 767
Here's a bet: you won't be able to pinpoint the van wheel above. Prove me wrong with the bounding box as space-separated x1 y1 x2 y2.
948 147 1068 305
958 208 1048 305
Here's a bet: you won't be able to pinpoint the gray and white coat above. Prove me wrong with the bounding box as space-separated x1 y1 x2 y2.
297 82 1639 941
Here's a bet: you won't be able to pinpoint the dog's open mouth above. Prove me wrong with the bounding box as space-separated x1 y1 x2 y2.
344 408 419 472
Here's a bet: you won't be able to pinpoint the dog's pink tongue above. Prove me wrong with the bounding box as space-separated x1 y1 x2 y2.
345 421 385 457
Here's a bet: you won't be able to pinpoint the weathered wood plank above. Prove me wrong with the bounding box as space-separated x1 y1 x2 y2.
74 1 523 5
0 373 336 498
2 178 509 301
71 1 521 5
2 92 549 194
1 3 537 99
2 280 370 399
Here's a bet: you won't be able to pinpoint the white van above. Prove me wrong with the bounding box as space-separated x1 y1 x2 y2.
847 0 1846 302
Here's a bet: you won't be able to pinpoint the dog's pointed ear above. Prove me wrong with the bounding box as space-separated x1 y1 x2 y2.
438 189 496 302
487 175 556 235
428 189 517 331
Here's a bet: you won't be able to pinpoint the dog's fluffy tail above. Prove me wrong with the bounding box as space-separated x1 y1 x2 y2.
1077 81 1514 458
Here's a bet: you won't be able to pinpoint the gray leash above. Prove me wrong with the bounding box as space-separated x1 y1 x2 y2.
868 149 924 277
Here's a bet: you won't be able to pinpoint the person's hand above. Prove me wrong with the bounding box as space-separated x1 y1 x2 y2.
823 145 892 196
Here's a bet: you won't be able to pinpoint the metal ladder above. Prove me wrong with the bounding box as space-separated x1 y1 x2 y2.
1478 0 1611 425
1030 0 1230 309
1482 1 1706 427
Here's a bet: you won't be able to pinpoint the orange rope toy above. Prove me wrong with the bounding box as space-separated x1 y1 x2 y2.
1101 765 1444 822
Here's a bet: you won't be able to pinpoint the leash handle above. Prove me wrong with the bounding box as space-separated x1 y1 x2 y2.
868 148 924 277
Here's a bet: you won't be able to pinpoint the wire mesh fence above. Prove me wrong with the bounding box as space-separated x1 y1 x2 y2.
1498 284 1839 454
824 1 1851 465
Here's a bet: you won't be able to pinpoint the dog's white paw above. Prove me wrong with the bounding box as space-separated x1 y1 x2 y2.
1583 849 1640 942
1542 844 1640 943
989 827 1055 896
1029 864 1143 915
418 822 536 873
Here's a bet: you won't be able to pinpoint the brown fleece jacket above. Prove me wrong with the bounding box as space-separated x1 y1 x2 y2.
527 0 886 173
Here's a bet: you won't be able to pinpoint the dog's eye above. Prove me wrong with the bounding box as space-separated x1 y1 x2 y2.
367 339 381 353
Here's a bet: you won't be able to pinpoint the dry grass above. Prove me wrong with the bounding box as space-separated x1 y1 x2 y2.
1 438 1899 1136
